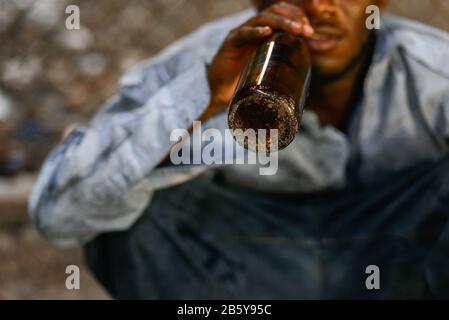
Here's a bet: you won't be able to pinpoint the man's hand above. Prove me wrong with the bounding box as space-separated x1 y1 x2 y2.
202 2 314 121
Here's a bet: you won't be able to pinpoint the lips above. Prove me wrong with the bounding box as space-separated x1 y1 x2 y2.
306 28 343 53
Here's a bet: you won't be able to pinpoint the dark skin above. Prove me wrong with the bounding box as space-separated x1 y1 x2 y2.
203 0 388 131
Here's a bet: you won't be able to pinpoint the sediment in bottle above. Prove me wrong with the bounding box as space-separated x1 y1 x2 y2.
228 90 298 153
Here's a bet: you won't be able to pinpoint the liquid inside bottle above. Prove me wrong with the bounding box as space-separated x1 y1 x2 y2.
228 32 311 153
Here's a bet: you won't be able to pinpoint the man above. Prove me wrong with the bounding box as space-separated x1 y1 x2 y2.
29 0 449 299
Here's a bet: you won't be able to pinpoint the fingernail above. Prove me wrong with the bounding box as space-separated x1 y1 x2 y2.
259 26 271 34
304 24 314 35
291 22 302 31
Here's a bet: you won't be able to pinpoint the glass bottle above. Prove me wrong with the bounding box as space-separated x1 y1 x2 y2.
227 32 311 152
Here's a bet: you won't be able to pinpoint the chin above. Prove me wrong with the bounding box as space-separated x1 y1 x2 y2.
311 59 345 77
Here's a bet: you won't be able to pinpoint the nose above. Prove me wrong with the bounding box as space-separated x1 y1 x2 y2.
304 0 337 21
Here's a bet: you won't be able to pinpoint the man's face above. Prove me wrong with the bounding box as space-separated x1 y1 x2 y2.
252 0 387 81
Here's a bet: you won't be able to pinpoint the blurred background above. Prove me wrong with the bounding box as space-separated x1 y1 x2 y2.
0 0 448 299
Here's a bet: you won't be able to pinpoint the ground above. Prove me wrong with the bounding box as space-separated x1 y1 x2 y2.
0 222 109 299
0 0 448 299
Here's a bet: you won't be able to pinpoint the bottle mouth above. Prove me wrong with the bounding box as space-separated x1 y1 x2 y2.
228 92 299 153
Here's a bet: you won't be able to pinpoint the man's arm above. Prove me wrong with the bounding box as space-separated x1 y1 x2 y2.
29 42 215 247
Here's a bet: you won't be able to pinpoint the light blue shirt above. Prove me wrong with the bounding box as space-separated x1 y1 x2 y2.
29 9 449 246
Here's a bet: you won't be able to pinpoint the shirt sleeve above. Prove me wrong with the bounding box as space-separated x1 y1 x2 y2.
28 38 217 247
28 9 257 247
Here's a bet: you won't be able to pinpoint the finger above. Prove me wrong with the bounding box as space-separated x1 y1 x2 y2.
245 12 312 38
266 2 314 36
227 26 273 48
266 1 304 20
